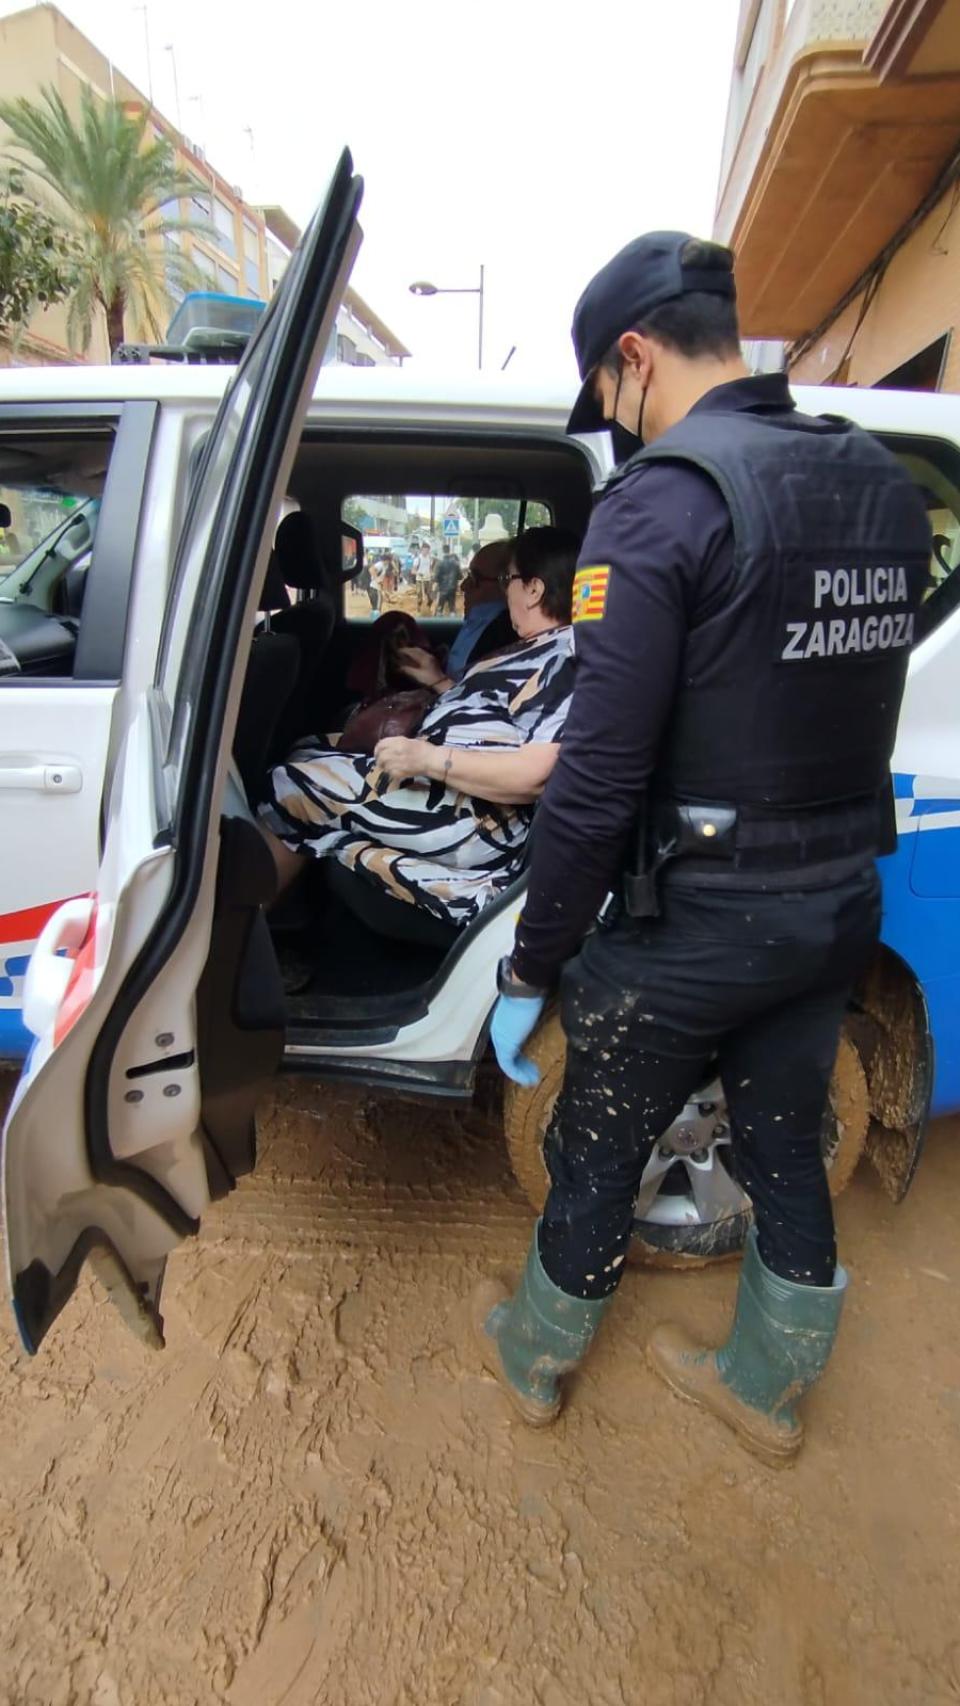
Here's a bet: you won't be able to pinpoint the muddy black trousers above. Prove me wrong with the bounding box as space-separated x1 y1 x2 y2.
538 868 881 1300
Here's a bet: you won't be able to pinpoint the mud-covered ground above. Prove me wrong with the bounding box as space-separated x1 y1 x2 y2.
2 1075 960 1706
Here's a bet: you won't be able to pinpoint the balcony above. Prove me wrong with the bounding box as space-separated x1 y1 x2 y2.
715 0 960 338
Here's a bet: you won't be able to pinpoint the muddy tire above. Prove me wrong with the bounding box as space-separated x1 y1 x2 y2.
822 1028 871 1196
503 1009 870 1268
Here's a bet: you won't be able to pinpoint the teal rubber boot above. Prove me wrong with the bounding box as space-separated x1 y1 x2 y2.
470 1225 612 1426
647 1229 848 1466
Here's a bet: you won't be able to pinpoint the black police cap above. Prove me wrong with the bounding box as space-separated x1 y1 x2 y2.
567 231 737 434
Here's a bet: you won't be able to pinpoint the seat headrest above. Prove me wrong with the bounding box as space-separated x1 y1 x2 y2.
260 552 291 611
273 511 331 592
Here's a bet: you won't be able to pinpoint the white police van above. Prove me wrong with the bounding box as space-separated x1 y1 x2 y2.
2 154 959 1352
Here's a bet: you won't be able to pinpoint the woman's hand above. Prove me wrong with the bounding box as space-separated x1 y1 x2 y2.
372 737 562 802
395 645 448 690
374 735 434 781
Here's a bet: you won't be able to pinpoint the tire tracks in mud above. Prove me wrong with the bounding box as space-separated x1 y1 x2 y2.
1 1081 960 1704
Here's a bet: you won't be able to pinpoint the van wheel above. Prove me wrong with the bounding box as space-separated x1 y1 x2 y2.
502 1009 870 1269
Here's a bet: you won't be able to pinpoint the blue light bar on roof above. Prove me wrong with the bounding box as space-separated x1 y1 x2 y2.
166 291 267 346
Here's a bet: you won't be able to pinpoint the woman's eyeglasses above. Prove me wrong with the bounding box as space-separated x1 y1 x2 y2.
465 565 515 588
497 570 522 588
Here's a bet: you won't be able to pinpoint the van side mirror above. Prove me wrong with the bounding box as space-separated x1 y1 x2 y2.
341 522 363 582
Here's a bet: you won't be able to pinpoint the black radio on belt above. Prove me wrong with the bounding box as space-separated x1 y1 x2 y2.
622 789 890 916
622 799 738 918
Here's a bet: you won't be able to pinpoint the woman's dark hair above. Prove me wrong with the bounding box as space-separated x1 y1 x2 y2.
601 239 740 369
512 525 580 622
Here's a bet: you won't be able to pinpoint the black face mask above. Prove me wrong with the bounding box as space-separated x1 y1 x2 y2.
606 358 647 465
609 418 644 465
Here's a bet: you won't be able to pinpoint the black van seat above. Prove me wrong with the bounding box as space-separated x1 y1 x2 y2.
234 630 300 799
325 858 460 952
269 512 337 652
267 512 339 748
258 551 291 616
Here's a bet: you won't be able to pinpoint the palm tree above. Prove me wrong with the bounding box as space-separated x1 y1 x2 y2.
0 84 210 354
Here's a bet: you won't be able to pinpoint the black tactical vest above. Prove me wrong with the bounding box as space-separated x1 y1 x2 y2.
608 404 932 815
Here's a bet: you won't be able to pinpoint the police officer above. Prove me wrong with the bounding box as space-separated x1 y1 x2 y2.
470 232 931 1464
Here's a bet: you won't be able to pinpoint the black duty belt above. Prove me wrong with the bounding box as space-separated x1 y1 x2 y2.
623 791 889 916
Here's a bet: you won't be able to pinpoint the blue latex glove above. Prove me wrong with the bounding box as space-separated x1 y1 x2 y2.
490 991 546 1087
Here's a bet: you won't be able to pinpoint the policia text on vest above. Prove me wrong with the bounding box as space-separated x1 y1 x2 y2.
782 565 914 662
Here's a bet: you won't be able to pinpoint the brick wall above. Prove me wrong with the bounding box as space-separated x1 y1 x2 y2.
790 181 960 391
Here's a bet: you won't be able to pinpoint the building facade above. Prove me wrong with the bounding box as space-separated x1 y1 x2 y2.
716 0 960 391
260 206 410 368
1 4 268 364
332 288 410 369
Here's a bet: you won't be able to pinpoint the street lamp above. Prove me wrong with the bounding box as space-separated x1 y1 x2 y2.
186 93 205 150
409 266 485 370
132 3 153 103
163 43 182 133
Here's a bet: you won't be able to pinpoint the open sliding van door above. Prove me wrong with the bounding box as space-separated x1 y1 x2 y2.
3 151 363 1353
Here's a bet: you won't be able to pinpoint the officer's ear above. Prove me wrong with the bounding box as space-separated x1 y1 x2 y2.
618 329 654 385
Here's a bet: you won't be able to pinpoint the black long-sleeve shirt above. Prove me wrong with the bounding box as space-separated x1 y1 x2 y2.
511 375 798 988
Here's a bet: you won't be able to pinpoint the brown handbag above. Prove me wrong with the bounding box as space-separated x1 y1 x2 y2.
339 687 434 755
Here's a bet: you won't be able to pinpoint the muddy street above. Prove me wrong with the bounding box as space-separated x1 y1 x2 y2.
1 1075 959 1706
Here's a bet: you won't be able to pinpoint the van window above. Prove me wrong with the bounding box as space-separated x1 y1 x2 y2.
884 434 960 644
341 491 552 623
0 494 100 591
0 426 116 679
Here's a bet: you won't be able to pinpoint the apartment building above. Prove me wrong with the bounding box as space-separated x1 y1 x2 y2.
260 206 410 368
1 4 268 364
715 0 960 390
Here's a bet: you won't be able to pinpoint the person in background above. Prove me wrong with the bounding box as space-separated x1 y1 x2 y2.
354 557 377 613
380 552 399 607
367 555 383 613
435 546 462 615
416 542 436 612
0 502 21 559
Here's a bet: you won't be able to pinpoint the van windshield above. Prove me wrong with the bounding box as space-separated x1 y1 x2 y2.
0 498 101 608
342 491 552 624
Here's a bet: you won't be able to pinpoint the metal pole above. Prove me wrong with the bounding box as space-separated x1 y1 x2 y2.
135 4 154 103
187 94 205 150
165 44 182 134
478 263 484 371
242 125 256 199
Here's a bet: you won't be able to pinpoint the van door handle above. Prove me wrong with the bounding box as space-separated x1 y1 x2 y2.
22 894 96 1038
0 762 82 793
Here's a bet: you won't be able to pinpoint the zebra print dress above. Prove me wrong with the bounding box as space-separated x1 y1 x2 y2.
258 625 576 928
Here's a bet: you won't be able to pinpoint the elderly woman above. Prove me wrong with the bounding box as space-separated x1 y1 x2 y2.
258 526 579 929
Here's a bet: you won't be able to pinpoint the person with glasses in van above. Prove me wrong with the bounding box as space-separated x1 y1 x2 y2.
441 539 516 681
258 528 579 931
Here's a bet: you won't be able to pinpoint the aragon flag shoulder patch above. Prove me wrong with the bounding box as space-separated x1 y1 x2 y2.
572 564 611 623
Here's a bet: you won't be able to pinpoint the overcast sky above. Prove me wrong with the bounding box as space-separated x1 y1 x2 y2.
2 0 741 382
